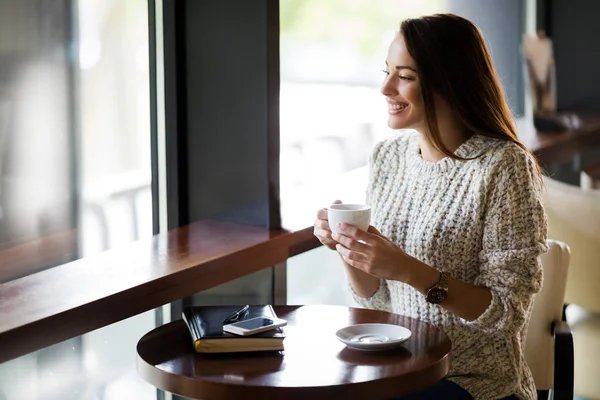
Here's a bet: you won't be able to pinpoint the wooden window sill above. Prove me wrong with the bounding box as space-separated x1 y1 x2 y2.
0 220 320 363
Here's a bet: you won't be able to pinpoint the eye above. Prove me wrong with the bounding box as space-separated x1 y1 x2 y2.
382 69 390 76
399 76 413 81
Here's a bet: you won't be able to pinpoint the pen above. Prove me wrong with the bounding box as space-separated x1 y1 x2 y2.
223 305 250 324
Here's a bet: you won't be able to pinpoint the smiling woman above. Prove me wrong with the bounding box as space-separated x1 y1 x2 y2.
313 13 545 400
283 0 529 312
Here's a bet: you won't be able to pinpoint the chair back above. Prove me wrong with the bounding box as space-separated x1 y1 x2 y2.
542 176 600 312
525 239 570 390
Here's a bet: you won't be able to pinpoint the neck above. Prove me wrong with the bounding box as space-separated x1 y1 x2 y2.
416 117 471 162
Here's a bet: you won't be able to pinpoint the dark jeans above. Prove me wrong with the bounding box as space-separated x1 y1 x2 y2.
393 379 519 400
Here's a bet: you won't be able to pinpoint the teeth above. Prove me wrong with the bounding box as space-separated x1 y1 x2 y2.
390 104 407 110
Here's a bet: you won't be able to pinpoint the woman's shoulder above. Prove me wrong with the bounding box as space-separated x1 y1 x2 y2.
483 137 537 171
475 136 542 189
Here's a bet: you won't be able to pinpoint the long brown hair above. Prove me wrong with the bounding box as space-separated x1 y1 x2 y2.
400 13 542 175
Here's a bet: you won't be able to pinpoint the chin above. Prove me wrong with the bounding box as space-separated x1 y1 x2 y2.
387 118 411 130
388 122 405 130
387 115 422 131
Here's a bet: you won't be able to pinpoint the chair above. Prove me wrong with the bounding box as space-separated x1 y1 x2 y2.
543 176 600 398
525 239 573 400
543 176 600 313
581 159 600 190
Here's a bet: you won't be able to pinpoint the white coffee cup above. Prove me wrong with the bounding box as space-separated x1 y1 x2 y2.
328 204 371 235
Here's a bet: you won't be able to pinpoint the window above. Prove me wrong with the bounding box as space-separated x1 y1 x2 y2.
0 0 153 279
0 1 156 398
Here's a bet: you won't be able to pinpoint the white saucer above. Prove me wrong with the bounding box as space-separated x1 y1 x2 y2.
335 323 411 351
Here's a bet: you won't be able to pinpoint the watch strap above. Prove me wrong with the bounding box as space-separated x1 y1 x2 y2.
438 271 449 290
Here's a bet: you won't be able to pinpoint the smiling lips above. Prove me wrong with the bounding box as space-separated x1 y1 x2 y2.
387 100 409 114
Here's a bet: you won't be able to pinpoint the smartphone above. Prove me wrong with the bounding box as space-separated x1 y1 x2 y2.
223 316 287 336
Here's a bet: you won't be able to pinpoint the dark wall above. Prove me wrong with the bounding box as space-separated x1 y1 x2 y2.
448 0 525 116
184 0 280 228
550 0 600 112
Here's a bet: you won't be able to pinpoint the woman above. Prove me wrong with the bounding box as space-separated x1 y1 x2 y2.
313 14 547 400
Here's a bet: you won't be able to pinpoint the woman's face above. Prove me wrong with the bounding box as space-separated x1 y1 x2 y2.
381 34 425 130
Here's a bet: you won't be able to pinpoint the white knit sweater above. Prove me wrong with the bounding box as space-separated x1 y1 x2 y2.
352 131 548 400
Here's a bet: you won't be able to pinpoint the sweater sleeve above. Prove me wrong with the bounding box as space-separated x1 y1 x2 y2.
350 279 392 311
463 146 548 336
349 139 391 310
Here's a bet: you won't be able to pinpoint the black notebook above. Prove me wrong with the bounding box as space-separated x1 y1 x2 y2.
181 305 285 353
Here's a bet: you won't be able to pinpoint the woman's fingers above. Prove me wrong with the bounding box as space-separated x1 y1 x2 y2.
313 227 338 250
313 227 332 241
316 208 329 220
336 244 369 265
316 200 342 220
314 227 336 246
332 232 370 253
314 202 343 250
337 223 372 242
313 218 331 231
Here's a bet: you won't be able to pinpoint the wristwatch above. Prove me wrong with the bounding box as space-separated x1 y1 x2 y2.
426 271 450 304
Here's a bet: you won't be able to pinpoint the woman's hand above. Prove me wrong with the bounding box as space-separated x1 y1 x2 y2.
313 200 342 251
332 223 416 282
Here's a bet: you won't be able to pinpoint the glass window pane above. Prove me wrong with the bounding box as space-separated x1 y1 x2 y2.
0 0 153 282
0 0 77 282
78 0 153 257
0 0 156 398
279 0 447 230
287 245 356 306
0 311 158 400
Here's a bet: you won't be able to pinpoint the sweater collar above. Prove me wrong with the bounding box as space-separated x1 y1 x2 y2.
407 133 488 174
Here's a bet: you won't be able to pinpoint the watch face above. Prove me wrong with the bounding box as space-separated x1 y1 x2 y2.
427 288 447 304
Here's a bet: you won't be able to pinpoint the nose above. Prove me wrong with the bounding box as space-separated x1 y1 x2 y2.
380 75 397 97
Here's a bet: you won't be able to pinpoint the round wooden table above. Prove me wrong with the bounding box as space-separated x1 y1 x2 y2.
137 305 451 399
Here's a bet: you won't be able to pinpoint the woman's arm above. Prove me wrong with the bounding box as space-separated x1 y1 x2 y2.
345 259 391 311
451 149 547 335
335 226 493 320
334 147 547 335
341 253 381 298
405 260 493 321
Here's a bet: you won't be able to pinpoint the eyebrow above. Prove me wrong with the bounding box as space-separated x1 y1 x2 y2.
384 61 417 72
395 65 417 72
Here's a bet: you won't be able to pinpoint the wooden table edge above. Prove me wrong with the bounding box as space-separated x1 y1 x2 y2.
136 306 452 400
136 352 450 400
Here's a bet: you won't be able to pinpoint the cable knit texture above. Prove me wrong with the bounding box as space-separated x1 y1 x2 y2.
352 131 548 400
